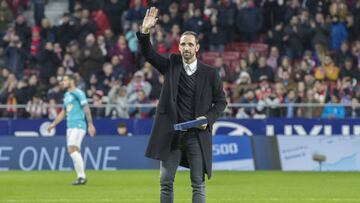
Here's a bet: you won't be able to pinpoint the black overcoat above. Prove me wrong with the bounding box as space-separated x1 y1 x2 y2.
137 32 227 179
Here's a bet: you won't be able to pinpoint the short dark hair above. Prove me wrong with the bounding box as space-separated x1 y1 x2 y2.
180 31 199 44
65 74 76 82
117 122 127 128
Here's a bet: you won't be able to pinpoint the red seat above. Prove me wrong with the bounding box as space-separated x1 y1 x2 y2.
201 51 220 61
250 43 268 52
202 58 216 66
222 51 240 61
228 42 250 52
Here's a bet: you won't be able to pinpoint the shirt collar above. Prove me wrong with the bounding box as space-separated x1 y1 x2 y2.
183 59 197 72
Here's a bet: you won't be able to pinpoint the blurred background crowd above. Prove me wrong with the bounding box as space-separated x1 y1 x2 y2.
0 0 359 119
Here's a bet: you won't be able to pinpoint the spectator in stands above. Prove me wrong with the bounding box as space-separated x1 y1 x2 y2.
86 73 101 98
14 78 29 106
346 97 360 118
128 89 152 119
125 22 139 54
98 62 114 95
235 0 263 42
235 71 252 90
91 90 105 118
310 12 329 47
276 56 293 82
126 0 146 24
284 88 297 118
206 13 226 52
127 70 151 103
235 88 256 118
116 122 129 136
15 15 31 47
340 57 359 80
314 54 340 82
103 0 128 35
141 61 158 85
283 15 303 59
321 93 345 119
47 80 63 103
252 56 275 83
232 58 250 83
111 55 126 79
294 80 305 100
57 12 76 48
0 73 18 102
266 46 280 71
26 93 47 119
297 88 322 118
38 42 60 85
152 30 168 54
168 2 182 27
33 0 45 26
0 68 8 89
108 35 135 74
4 35 27 79
91 8 110 36
149 74 164 101
47 98 60 119
160 12 172 33
106 84 129 118
97 35 107 57
40 18 56 43
79 33 104 80
104 29 117 47
329 16 348 51
75 9 97 43
3 91 17 117
183 8 203 35
62 53 77 73
166 24 180 54
214 57 230 82
335 41 355 67
264 21 284 50
0 1 13 36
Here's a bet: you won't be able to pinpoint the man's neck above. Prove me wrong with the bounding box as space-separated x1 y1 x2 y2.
68 86 76 92
183 57 197 65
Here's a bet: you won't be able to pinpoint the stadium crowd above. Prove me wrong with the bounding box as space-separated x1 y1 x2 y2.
0 0 359 119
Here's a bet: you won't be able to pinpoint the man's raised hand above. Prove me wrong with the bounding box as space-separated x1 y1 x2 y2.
141 7 159 34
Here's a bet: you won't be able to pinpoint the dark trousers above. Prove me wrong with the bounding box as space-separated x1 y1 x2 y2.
160 132 205 203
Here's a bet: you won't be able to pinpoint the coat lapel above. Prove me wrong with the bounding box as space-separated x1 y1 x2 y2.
172 58 182 99
195 62 206 116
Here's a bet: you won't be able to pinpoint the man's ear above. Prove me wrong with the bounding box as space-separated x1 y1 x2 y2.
196 43 200 52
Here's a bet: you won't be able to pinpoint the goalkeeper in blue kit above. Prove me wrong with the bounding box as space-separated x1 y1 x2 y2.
48 74 96 185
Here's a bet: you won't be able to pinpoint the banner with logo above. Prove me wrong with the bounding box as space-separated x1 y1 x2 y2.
1 118 359 136
212 136 254 170
0 136 159 171
277 136 360 171
0 136 254 171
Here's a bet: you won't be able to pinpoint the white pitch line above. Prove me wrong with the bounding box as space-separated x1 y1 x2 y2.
2 198 360 202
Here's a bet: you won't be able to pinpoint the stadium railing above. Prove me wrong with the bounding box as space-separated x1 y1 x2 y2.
0 103 358 119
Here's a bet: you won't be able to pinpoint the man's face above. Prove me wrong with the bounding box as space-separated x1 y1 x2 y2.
179 34 199 61
62 76 71 89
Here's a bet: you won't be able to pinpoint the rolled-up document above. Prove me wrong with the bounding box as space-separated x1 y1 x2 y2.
174 118 208 131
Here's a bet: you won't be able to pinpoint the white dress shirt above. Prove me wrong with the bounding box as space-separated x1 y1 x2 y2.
183 60 198 76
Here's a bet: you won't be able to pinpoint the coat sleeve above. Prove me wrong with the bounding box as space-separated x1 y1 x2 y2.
205 69 227 127
136 32 170 75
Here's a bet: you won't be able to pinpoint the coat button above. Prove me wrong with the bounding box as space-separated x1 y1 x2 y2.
173 98 176 102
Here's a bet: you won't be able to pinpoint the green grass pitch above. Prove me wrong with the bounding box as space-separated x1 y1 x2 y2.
1 171 360 203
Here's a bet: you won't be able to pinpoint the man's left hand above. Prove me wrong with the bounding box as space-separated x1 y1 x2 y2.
196 116 207 130
88 123 96 137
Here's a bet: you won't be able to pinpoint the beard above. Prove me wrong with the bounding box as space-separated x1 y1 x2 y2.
182 51 194 60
